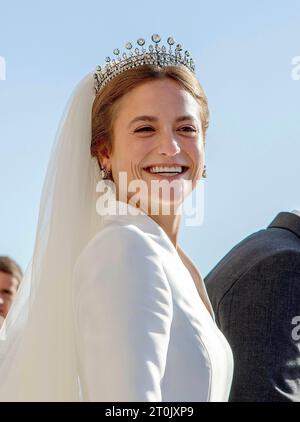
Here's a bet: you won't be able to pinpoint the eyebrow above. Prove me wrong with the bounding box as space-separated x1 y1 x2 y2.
128 114 198 128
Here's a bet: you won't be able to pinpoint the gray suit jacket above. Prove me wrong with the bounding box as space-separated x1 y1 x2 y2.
205 212 300 402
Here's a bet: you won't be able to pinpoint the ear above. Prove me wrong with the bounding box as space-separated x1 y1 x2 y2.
96 141 112 170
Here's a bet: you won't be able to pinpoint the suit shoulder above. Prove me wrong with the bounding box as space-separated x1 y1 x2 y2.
206 228 299 281
245 248 300 274
222 249 300 299
205 228 300 306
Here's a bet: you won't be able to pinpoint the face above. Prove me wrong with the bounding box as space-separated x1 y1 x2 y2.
0 271 18 319
99 78 205 213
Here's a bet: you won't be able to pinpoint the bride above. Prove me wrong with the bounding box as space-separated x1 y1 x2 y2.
0 34 233 401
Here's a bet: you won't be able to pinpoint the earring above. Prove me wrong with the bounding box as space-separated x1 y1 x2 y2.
100 165 112 180
202 165 207 179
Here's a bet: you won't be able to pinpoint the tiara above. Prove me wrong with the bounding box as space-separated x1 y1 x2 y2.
94 34 196 94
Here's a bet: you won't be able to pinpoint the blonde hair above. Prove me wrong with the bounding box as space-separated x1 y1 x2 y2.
91 64 209 160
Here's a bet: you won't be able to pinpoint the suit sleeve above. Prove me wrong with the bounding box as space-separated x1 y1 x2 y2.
72 226 173 402
217 251 300 402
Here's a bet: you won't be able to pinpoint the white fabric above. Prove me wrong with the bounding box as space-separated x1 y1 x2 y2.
72 198 234 401
0 73 106 401
0 70 233 402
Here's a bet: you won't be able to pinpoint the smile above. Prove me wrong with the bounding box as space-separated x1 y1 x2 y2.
143 165 189 177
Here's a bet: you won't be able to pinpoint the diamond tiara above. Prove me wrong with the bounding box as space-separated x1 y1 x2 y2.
94 33 196 94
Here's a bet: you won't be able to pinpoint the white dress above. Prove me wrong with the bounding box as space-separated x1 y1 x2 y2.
72 199 234 402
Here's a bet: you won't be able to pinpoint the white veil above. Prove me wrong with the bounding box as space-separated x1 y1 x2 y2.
0 72 106 401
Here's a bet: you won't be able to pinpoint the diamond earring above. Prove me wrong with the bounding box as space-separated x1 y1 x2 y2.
202 165 207 179
100 165 112 180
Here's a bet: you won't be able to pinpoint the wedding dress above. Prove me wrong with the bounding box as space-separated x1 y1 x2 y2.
72 198 234 401
0 72 233 401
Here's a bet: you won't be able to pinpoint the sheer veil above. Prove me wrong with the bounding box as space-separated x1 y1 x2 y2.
0 72 107 401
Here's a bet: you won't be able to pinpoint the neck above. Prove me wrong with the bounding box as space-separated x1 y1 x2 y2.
292 209 300 217
149 211 181 250
118 193 182 250
136 199 182 249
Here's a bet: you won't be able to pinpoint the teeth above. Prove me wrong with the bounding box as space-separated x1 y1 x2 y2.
147 166 184 174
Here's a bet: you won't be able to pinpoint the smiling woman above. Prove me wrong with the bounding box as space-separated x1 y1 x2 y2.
91 63 209 157
91 64 209 220
0 34 233 402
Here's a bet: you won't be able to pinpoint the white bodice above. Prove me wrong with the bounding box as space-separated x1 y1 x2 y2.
72 200 233 401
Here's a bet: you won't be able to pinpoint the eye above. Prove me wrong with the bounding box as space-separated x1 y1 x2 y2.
179 126 197 132
134 126 155 133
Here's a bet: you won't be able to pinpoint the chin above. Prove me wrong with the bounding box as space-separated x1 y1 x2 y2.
144 192 185 214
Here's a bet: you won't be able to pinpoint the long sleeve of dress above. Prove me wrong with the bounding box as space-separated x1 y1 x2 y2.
72 225 173 402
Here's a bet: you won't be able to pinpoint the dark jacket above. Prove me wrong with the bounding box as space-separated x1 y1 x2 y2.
205 212 300 402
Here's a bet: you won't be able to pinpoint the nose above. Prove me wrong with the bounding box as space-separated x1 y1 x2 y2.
0 297 4 305
157 131 181 156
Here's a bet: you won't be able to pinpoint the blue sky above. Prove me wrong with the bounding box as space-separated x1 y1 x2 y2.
0 0 299 276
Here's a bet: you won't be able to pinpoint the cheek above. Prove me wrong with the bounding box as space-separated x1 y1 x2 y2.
111 141 147 182
1 296 11 308
187 143 204 166
111 137 130 169
187 143 205 181
128 143 151 175
132 139 152 156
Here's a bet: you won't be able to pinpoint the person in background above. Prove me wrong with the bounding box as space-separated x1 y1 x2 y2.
0 256 23 328
205 210 300 402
